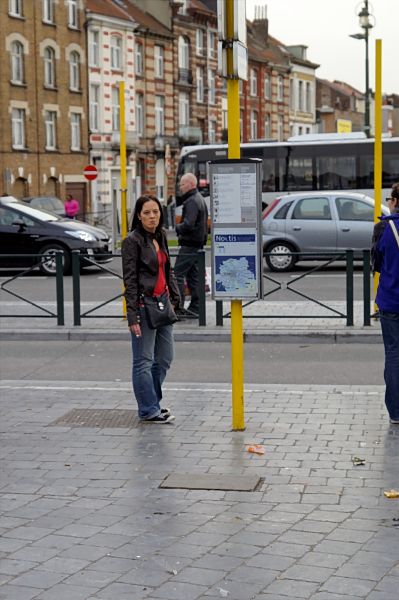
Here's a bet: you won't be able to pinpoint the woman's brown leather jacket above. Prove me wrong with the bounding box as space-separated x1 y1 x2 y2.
122 227 180 326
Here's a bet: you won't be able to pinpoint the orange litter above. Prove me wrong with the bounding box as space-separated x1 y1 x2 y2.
246 444 265 455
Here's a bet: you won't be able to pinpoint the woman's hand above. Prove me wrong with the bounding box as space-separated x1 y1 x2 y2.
129 324 142 338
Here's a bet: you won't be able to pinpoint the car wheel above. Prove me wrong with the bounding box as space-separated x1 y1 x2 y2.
39 244 70 275
265 242 297 272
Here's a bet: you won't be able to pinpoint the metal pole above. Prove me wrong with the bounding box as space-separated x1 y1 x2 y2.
55 252 64 326
72 250 81 326
226 0 245 431
373 39 382 309
119 81 128 318
198 250 206 326
216 300 224 326
346 250 354 327
364 0 370 137
363 249 371 326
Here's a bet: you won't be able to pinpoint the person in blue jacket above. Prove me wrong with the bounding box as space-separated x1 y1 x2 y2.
372 182 399 424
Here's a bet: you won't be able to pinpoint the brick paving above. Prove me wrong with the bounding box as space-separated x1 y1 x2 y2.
1 380 399 599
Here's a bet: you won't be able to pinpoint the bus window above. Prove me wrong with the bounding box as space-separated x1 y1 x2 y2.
358 155 374 188
198 161 209 196
317 156 356 190
382 155 399 187
262 158 275 191
283 157 313 191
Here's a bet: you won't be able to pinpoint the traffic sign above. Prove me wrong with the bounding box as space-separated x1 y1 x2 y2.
83 165 98 181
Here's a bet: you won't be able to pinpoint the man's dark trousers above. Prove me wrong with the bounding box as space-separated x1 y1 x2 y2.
174 246 201 313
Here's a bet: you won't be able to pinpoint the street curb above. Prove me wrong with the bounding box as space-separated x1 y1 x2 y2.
0 328 382 343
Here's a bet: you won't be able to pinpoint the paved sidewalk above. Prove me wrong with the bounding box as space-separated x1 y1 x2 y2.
1 380 399 600
0 300 382 343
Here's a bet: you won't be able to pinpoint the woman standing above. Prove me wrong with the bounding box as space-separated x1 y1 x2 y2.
122 195 180 423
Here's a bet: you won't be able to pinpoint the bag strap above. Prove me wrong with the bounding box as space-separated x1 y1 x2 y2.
388 220 399 248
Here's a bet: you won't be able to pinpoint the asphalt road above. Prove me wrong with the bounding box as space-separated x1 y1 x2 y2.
1 340 384 386
0 257 371 303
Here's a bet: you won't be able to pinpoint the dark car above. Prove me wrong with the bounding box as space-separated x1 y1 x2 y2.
0 196 112 275
22 196 66 217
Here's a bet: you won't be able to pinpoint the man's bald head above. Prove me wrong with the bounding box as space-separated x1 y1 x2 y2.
180 173 197 195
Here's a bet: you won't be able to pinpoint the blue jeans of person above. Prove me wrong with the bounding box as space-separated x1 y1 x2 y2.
174 246 201 312
380 311 399 420
130 307 174 420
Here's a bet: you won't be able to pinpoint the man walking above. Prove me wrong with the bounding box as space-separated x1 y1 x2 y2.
174 173 208 317
372 183 399 424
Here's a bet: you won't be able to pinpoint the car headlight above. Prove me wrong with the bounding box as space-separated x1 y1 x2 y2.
65 230 96 242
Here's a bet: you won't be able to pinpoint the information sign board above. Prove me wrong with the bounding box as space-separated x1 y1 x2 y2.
210 159 262 300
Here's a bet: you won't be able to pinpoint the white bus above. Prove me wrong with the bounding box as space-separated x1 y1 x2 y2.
175 134 399 207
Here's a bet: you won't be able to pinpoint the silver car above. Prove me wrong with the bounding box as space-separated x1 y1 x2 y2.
262 191 390 272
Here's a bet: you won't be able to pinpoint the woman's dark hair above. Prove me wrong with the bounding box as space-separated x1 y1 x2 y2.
131 195 164 232
392 182 399 201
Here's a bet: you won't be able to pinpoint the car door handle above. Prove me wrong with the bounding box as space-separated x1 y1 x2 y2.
292 226 301 231
341 228 350 232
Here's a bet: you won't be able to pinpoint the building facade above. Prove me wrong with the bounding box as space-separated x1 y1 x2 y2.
316 78 365 134
0 0 89 210
287 45 318 137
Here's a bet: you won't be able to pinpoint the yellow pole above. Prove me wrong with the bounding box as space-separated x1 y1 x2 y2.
119 81 128 240
373 40 382 307
119 81 128 317
226 0 244 431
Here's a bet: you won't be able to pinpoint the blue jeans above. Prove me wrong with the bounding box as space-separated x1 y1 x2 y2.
380 311 399 420
130 307 174 420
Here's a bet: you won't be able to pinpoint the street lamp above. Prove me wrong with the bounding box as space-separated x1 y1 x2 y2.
349 1 374 137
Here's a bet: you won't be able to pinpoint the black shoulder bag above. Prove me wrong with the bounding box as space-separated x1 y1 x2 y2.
143 292 178 329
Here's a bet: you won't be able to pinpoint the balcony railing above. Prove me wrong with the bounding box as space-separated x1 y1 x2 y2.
111 131 139 148
178 68 193 84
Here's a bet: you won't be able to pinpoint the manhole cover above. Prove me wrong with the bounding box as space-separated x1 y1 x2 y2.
160 473 263 492
48 408 139 428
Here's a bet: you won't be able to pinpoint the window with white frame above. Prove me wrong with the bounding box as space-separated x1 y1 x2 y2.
289 79 295 110
9 0 23 17
306 81 312 112
208 31 216 59
135 42 143 75
44 47 56 87
112 88 119 131
250 68 257 96
208 120 216 144
179 92 189 126
89 30 99 67
264 74 270 99
208 69 215 105
70 113 81 150
89 84 100 131
42 0 54 23
155 95 165 135
110 35 122 70
45 110 57 149
10 41 24 83
11 108 25 148
264 113 271 138
178 36 189 69
67 0 78 28
250 110 258 140
196 29 204 56
69 51 80 90
277 75 284 101
135 93 144 136
278 114 284 141
298 80 303 111
154 45 164 79
196 66 204 102
155 159 165 200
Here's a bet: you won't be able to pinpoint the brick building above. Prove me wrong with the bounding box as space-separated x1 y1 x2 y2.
316 78 365 134
287 45 318 137
0 0 89 210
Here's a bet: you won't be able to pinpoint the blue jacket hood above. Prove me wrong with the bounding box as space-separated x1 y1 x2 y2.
376 213 399 313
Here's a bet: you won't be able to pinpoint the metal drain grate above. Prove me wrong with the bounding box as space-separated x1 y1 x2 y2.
48 408 139 428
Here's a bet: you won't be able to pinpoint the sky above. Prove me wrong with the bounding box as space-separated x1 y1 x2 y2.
246 0 398 94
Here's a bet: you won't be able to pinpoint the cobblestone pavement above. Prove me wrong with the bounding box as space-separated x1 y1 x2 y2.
1 381 399 600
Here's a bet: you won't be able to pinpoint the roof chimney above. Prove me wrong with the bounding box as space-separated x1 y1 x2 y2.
253 4 268 44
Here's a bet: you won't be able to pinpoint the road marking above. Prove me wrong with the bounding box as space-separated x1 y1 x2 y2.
98 276 120 279
289 274 364 278
0 276 48 280
0 384 380 395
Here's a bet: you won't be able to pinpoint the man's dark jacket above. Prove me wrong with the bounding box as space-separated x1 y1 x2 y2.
122 227 180 326
176 188 208 248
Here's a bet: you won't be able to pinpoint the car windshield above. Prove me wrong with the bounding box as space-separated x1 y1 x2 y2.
10 203 60 222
